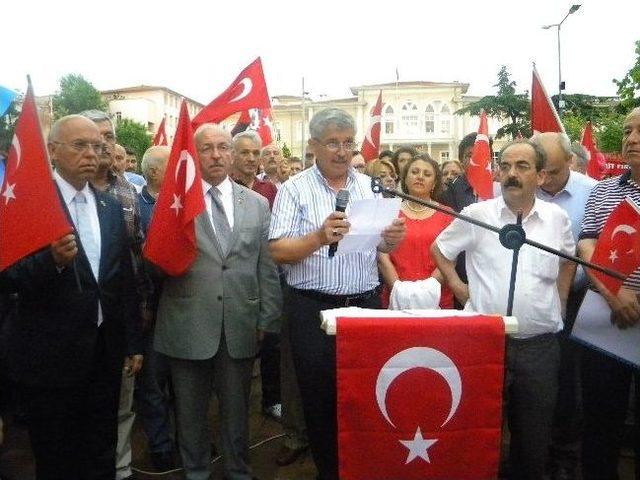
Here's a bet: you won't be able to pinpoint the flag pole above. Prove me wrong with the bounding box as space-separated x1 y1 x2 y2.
301 77 306 157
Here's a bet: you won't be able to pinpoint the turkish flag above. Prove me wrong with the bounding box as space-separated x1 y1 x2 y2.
0 84 72 271
231 110 252 137
192 57 271 127
337 315 505 480
581 121 605 180
361 91 382 162
153 117 168 146
466 110 494 200
231 108 274 146
589 198 640 294
144 101 205 276
531 66 564 134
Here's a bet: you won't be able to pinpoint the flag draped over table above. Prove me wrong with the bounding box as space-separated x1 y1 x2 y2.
0 84 72 270
581 121 605 180
153 117 168 146
337 315 505 479
531 66 564 134
361 91 382 162
192 57 272 127
466 110 494 200
589 198 640 294
0 85 18 116
144 101 205 276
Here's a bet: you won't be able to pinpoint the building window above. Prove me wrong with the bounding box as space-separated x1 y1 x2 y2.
115 112 122 122
440 104 451 134
440 151 450 162
384 105 394 134
425 104 435 133
401 102 419 135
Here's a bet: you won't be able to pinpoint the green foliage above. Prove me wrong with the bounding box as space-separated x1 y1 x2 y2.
52 74 107 119
0 101 20 154
613 40 640 112
115 119 152 164
561 113 585 142
281 142 291 158
456 66 530 139
595 112 625 153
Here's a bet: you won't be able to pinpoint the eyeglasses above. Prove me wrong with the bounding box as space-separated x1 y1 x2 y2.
100 132 116 144
198 143 232 155
53 141 103 154
319 141 358 153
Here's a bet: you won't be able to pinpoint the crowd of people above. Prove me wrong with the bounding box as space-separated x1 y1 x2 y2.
0 105 638 480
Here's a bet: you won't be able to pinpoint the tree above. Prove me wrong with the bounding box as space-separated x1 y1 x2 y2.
456 66 530 139
115 119 152 165
613 40 640 112
0 101 20 154
281 143 291 158
595 112 625 153
52 74 107 119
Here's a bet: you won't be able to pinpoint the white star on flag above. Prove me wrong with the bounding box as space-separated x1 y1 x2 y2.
2 183 16 204
170 193 183 215
609 249 618 263
399 427 438 464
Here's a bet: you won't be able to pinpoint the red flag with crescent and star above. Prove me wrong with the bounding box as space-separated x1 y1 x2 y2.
231 108 274 146
153 117 168 146
531 66 565 134
581 121 605 180
0 84 72 271
466 110 494 200
337 314 505 479
144 101 205 276
361 91 382 162
589 198 640 295
192 57 272 127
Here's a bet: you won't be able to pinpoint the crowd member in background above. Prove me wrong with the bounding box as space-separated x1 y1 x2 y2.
366 158 397 196
136 145 175 473
153 123 281 480
113 144 128 174
231 131 278 209
125 148 138 172
433 140 575 479
570 142 590 174
391 146 415 181
123 148 147 191
269 108 406 480
379 154 453 308
379 149 394 164
1 115 139 479
80 109 149 480
303 150 315 169
577 107 640 480
276 157 292 185
259 143 283 187
441 159 464 188
288 156 303 176
350 150 366 173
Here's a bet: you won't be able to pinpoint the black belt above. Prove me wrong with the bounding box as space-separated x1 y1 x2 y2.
289 286 380 307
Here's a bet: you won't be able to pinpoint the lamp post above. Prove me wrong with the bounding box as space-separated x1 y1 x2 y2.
542 4 581 117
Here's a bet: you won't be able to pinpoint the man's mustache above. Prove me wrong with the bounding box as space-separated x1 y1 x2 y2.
504 178 522 188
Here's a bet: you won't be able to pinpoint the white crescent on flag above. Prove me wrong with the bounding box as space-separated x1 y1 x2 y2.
611 224 637 239
365 115 381 145
11 135 21 169
230 78 253 103
175 150 196 192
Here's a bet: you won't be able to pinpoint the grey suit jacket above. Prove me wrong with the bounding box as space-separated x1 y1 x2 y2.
154 181 281 360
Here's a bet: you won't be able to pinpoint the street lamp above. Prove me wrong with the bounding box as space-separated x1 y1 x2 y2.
542 4 581 117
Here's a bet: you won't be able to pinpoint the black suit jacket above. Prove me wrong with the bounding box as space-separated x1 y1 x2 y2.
441 175 477 213
0 188 139 388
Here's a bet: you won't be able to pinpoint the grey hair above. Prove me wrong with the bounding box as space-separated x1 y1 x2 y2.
232 130 262 149
48 114 92 142
530 132 572 160
141 145 171 178
571 142 590 167
309 108 356 139
194 123 230 146
499 139 548 172
79 109 113 130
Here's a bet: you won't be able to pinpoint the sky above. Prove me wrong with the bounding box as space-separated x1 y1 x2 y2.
3 0 639 104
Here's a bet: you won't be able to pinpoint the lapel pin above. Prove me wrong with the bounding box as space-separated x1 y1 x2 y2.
100 200 106 207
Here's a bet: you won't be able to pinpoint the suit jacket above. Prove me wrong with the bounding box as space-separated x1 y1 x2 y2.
441 175 477 213
154 181 281 360
0 188 138 388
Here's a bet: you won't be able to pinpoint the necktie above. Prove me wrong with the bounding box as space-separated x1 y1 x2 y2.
74 192 100 280
209 187 232 256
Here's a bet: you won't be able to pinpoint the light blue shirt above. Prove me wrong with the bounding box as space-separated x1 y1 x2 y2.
537 170 597 289
269 165 380 295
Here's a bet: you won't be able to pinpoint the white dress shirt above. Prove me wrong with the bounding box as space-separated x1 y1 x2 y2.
202 175 235 231
436 196 575 338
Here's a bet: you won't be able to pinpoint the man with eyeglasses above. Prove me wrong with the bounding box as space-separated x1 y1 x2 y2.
79 109 150 480
269 108 406 480
1 115 139 479
153 123 281 480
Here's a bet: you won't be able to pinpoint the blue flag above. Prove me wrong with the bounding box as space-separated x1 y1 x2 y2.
0 85 18 116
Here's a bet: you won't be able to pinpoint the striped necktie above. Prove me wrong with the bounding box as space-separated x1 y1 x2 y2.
209 187 232 256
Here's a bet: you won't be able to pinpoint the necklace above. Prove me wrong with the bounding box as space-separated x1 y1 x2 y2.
403 200 430 213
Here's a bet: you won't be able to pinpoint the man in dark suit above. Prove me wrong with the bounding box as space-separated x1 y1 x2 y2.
0 115 139 480
153 123 281 480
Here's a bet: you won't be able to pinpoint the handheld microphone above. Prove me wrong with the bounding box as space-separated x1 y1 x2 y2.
328 189 350 258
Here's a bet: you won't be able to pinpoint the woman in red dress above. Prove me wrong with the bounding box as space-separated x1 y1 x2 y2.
379 154 454 308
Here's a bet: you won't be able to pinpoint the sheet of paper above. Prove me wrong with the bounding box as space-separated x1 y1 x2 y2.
571 289 640 367
336 198 401 254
